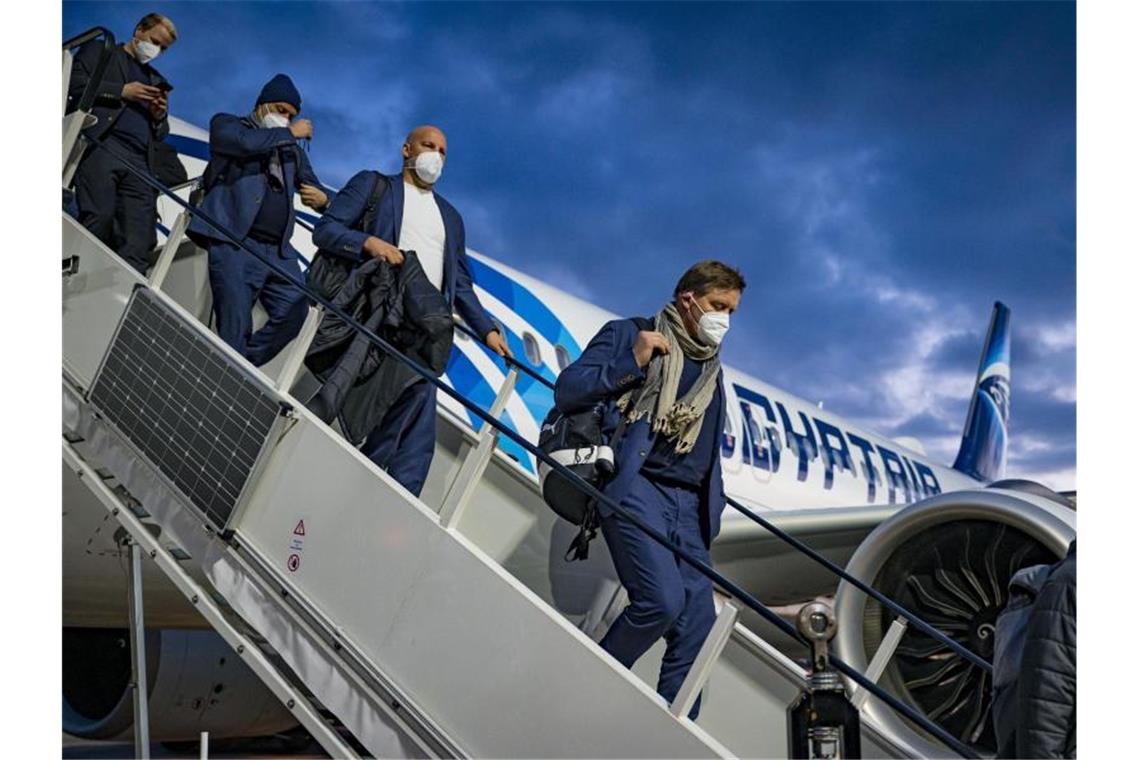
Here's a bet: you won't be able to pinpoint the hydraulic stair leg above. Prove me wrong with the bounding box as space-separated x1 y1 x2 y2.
125 535 151 759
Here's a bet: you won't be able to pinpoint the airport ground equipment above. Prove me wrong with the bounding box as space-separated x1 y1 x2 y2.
786 603 861 759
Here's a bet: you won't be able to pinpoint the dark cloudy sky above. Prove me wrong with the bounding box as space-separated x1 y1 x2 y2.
63 1 1076 489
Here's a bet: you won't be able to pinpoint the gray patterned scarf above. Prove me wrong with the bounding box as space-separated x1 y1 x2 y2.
616 304 721 454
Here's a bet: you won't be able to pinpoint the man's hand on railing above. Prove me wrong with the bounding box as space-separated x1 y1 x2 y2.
485 330 512 358
299 183 328 211
122 81 162 103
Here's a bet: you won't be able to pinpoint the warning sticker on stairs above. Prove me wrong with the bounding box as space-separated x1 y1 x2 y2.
287 518 306 572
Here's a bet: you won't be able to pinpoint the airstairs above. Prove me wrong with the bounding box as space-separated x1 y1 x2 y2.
62 30 979 759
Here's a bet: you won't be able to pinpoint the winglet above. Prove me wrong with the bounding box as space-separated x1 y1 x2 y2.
952 302 1011 482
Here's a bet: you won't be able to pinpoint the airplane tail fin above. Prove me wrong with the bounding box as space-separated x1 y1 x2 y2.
952 302 1011 482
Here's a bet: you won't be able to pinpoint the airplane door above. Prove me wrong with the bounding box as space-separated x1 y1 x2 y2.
720 404 743 476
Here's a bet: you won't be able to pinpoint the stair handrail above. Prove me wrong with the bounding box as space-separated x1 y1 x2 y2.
62 27 117 115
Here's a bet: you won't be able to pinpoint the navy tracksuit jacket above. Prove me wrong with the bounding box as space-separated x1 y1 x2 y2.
189 113 329 367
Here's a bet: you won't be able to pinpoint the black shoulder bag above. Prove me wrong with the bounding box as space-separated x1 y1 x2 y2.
306 171 388 302
539 316 654 561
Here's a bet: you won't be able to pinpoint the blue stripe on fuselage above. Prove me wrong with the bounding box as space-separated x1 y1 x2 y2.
444 344 535 473
465 256 581 357
165 133 210 162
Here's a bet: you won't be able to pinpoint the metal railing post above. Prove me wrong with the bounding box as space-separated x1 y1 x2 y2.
62 49 72 114
276 306 324 393
438 367 518 528
148 207 193 289
125 536 151 759
62 112 94 187
670 593 739 718
850 616 909 711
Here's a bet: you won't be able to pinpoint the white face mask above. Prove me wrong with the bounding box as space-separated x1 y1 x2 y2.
133 38 161 64
259 110 290 129
412 151 444 184
688 295 731 346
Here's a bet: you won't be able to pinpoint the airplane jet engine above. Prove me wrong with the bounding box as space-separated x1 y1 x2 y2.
63 627 297 742
833 483 1075 757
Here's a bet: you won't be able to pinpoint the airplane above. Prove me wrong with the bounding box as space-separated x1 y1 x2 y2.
63 115 1075 756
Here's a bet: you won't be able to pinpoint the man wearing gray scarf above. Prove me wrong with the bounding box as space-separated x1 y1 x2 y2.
553 260 745 720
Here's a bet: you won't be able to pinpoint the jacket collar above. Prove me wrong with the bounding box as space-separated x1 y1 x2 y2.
389 172 405 244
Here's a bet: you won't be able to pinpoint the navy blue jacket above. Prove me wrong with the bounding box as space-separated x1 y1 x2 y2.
1016 542 1076 759
554 318 727 547
188 113 325 259
311 171 497 340
68 40 171 169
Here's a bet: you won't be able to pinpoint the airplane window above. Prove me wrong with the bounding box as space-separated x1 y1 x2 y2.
523 332 542 366
722 412 736 452
746 416 762 450
555 345 572 371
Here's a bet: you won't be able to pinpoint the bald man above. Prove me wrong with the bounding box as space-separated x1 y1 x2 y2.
313 125 510 496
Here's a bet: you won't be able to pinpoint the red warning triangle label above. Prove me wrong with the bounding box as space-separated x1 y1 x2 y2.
293 520 306 536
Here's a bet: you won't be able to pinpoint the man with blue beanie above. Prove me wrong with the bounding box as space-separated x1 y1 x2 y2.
189 74 331 367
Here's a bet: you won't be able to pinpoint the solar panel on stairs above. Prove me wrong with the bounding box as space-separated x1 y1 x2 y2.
87 286 289 531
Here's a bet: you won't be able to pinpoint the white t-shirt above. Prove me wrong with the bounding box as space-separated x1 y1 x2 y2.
398 181 447 292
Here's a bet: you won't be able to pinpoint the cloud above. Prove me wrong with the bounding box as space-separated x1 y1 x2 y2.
63 1 1075 488
1035 320 1077 352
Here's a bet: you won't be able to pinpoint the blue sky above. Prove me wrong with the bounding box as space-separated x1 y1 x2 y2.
63 1 1075 489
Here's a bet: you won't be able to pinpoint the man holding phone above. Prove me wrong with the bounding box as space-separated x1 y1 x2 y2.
68 12 179 274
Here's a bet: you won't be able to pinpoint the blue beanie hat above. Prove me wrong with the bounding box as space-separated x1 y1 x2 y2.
256 74 301 111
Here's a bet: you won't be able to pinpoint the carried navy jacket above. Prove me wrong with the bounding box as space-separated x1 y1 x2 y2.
554 318 727 548
187 113 326 259
311 171 497 341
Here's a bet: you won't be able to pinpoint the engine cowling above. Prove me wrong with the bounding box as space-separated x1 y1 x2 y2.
833 486 1075 757
63 627 297 741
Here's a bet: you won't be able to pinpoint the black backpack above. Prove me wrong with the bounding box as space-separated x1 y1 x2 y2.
306 171 388 301
538 316 652 561
538 403 616 510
